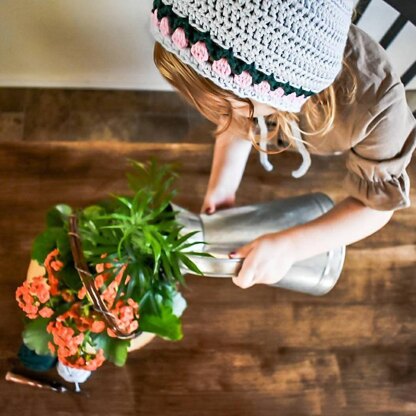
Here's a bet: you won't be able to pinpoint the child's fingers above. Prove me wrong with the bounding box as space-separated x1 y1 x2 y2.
228 241 254 259
215 197 236 210
200 199 215 215
232 263 256 289
229 242 257 288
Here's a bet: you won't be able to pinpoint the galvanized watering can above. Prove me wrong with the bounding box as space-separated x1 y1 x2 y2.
174 192 345 296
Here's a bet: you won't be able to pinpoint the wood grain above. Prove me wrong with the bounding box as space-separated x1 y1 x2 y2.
0 140 415 416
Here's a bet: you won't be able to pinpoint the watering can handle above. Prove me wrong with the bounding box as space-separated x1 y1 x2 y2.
68 214 141 340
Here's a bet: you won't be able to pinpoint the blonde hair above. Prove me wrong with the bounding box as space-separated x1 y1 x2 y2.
153 41 357 154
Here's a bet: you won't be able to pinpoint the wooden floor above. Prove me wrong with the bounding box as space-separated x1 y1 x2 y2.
0 139 415 416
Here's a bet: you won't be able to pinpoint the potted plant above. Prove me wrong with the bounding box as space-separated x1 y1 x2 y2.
16 159 207 390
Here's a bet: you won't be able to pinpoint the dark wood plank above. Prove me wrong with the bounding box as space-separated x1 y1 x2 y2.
0 140 415 416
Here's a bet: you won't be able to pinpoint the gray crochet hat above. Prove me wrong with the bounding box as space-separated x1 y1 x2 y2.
150 0 354 113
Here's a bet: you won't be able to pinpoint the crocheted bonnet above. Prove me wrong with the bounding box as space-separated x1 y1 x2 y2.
149 0 354 113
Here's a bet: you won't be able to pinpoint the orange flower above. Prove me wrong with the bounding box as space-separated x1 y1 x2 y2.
51 259 64 272
56 303 87 332
16 284 38 317
100 264 131 309
30 276 51 303
59 348 106 371
106 298 139 338
44 248 62 296
77 286 87 300
83 349 105 371
57 304 79 321
101 280 118 309
75 256 130 305
47 303 108 370
94 253 113 284
74 356 85 367
61 290 75 303
95 253 113 274
39 306 54 318
91 320 105 333
54 303 106 334
106 328 116 338
94 274 105 290
16 276 52 319
48 341 56 354
47 320 84 358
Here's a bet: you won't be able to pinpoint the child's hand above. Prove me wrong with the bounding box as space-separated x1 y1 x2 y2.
229 232 297 288
201 187 236 214
201 120 252 215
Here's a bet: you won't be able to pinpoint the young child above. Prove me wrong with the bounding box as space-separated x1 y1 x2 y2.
149 0 416 289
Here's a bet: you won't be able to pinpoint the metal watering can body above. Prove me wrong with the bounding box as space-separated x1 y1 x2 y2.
173 192 345 296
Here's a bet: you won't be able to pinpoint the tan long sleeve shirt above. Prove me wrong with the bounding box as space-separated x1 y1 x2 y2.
279 24 416 212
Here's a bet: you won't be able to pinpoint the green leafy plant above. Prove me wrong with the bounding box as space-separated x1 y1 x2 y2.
16 159 209 372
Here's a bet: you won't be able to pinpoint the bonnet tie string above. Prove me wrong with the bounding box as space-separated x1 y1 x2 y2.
257 115 274 172
289 119 311 178
257 116 311 178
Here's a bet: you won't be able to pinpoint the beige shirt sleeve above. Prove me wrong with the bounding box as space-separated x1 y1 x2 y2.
342 81 416 211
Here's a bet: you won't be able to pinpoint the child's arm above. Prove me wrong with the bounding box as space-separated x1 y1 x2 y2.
288 196 393 260
230 196 394 288
201 120 252 214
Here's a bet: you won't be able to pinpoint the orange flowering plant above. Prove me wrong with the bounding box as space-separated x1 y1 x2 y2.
16 159 207 374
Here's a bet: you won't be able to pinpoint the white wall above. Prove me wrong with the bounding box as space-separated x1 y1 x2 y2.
0 0 171 90
0 0 414 90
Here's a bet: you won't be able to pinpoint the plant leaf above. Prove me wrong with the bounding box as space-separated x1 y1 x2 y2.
139 304 183 341
22 318 54 356
82 205 106 221
57 262 83 291
46 204 72 228
93 333 130 367
178 253 204 276
31 227 67 265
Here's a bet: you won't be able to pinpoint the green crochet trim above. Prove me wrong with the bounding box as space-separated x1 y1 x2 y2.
152 0 315 97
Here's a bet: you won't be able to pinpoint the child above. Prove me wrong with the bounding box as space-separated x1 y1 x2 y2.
150 0 416 289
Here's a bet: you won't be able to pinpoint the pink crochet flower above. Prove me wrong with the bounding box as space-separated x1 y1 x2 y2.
212 58 232 78
270 87 285 99
234 71 252 88
287 92 298 103
172 27 188 49
191 41 209 62
254 81 271 94
160 17 171 37
151 9 159 28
